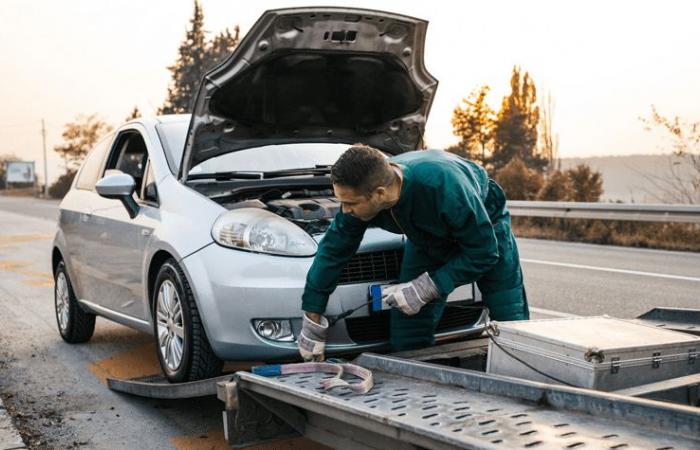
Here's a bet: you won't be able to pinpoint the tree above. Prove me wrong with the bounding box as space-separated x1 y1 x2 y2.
207 26 241 71
538 91 559 172
491 66 547 174
159 1 241 114
494 157 544 200
640 105 700 204
126 106 141 121
54 115 113 170
567 164 603 202
537 170 571 201
450 85 495 166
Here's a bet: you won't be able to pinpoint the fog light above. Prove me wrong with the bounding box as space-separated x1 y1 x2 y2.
253 319 294 342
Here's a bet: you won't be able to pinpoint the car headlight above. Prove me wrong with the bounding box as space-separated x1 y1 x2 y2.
212 208 317 256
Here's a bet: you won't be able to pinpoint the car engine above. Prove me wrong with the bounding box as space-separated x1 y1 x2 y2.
223 188 341 235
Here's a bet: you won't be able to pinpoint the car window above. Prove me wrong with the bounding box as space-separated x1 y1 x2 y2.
105 131 149 195
140 161 158 204
189 143 352 174
75 133 113 191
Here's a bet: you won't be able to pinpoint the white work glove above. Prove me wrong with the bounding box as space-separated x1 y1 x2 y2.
298 312 329 362
382 272 440 316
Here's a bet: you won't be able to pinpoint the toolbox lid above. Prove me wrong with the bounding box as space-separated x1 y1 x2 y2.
494 316 700 354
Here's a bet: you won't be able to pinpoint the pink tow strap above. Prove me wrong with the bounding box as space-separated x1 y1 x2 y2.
252 362 374 394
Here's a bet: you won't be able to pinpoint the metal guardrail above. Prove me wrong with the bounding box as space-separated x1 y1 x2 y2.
507 201 700 224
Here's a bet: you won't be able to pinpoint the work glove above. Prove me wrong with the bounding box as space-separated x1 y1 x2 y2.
298 312 329 362
382 272 440 316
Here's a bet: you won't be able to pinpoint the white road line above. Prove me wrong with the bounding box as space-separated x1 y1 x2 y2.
522 258 700 283
529 307 580 318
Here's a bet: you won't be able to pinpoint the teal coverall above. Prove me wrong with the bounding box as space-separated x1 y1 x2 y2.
301 149 529 351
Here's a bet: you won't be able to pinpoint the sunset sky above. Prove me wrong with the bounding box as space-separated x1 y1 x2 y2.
1 0 698 183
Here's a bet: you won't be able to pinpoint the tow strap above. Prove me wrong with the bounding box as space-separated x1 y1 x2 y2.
252 362 374 394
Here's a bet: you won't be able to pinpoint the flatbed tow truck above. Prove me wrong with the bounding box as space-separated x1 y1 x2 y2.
107 308 700 449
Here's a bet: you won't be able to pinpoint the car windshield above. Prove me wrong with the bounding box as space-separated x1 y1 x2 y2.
156 120 367 176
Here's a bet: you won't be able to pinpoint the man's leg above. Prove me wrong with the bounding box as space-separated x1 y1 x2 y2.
389 241 447 352
477 216 530 321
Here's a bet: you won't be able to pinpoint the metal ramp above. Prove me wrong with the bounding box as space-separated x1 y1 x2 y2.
220 353 700 449
635 307 700 336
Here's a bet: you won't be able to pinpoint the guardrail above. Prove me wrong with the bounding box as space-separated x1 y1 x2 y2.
507 201 700 224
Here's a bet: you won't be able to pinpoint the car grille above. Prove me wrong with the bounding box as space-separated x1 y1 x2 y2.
337 248 403 284
345 303 484 344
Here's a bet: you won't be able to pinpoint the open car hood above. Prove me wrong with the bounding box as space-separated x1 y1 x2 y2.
179 7 438 179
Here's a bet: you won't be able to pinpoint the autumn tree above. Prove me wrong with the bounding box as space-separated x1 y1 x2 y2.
640 105 700 204
450 85 495 166
159 1 241 114
491 66 547 174
567 164 603 202
494 157 544 200
538 91 559 172
126 106 141 121
54 114 113 170
537 170 571 201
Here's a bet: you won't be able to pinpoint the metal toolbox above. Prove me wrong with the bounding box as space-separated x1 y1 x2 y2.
486 316 700 391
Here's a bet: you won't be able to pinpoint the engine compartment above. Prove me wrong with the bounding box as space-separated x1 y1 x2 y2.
219 186 341 235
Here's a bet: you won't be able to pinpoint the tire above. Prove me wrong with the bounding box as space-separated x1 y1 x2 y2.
152 259 223 382
54 261 96 343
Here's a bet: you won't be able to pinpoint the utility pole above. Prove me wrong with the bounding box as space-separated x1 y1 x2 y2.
41 119 48 197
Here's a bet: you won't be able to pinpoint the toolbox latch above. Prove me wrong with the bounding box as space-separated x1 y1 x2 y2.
610 357 620 374
652 352 662 369
689 348 697 365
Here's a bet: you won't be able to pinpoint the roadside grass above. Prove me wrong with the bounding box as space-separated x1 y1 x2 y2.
512 217 700 252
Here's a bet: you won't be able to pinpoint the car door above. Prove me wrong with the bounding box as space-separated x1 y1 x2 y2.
86 126 160 320
62 133 113 300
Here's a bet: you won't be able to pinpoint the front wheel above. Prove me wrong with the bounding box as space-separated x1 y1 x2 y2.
54 261 95 343
152 259 223 382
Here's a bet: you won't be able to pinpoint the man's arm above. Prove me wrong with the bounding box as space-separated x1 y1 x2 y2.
302 211 369 314
429 178 500 297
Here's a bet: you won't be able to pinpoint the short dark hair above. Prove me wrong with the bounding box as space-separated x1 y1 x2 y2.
331 144 394 195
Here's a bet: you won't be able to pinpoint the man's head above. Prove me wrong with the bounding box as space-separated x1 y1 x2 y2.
331 144 400 221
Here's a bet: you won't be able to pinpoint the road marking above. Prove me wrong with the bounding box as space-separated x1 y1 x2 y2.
522 258 700 283
529 307 579 318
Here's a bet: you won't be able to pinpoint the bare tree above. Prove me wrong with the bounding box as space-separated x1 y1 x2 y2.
640 106 700 204
538 91 559 173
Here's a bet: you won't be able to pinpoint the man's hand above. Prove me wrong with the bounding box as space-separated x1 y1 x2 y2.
298 312 329 361
381 272 440 316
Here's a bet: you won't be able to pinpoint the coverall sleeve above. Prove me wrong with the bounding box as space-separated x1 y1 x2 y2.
429 176 500 297
301 211 369 313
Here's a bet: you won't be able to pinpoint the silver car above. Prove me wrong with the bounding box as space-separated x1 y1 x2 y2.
52 7 486 382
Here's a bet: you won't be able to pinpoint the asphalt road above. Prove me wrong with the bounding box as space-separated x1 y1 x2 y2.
0 194 698 449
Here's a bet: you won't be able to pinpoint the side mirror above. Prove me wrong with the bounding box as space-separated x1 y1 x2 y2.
95 172 140 219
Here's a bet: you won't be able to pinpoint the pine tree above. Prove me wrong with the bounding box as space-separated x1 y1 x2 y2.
206 26 241 71
159 2 241 115
159 1 207 114
491 66 547 174
450 85 495 166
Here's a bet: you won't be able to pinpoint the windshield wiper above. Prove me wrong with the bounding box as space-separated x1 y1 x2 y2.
188 165 332 181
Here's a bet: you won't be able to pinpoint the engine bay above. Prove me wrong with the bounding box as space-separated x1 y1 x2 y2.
217 186 342 235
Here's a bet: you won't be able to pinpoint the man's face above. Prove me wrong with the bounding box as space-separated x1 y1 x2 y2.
333 183 387 222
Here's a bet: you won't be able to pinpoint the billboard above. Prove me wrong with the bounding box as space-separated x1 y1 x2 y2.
5 161 35 184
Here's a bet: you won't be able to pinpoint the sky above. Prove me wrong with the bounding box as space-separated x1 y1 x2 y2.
1 0 699 184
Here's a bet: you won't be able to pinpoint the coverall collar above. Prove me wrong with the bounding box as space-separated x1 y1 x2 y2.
389 162 411 211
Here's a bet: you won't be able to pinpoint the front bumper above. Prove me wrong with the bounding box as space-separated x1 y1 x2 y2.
180 242 486 361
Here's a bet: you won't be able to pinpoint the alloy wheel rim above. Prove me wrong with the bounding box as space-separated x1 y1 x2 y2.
55 272 70 332
156 280 184 371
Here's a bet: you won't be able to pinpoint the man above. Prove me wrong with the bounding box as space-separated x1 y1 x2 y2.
297 145 529 362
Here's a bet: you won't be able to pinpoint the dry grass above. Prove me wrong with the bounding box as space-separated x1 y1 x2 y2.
512 217 700 252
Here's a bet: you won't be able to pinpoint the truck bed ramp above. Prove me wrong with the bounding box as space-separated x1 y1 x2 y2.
219 353 700 449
